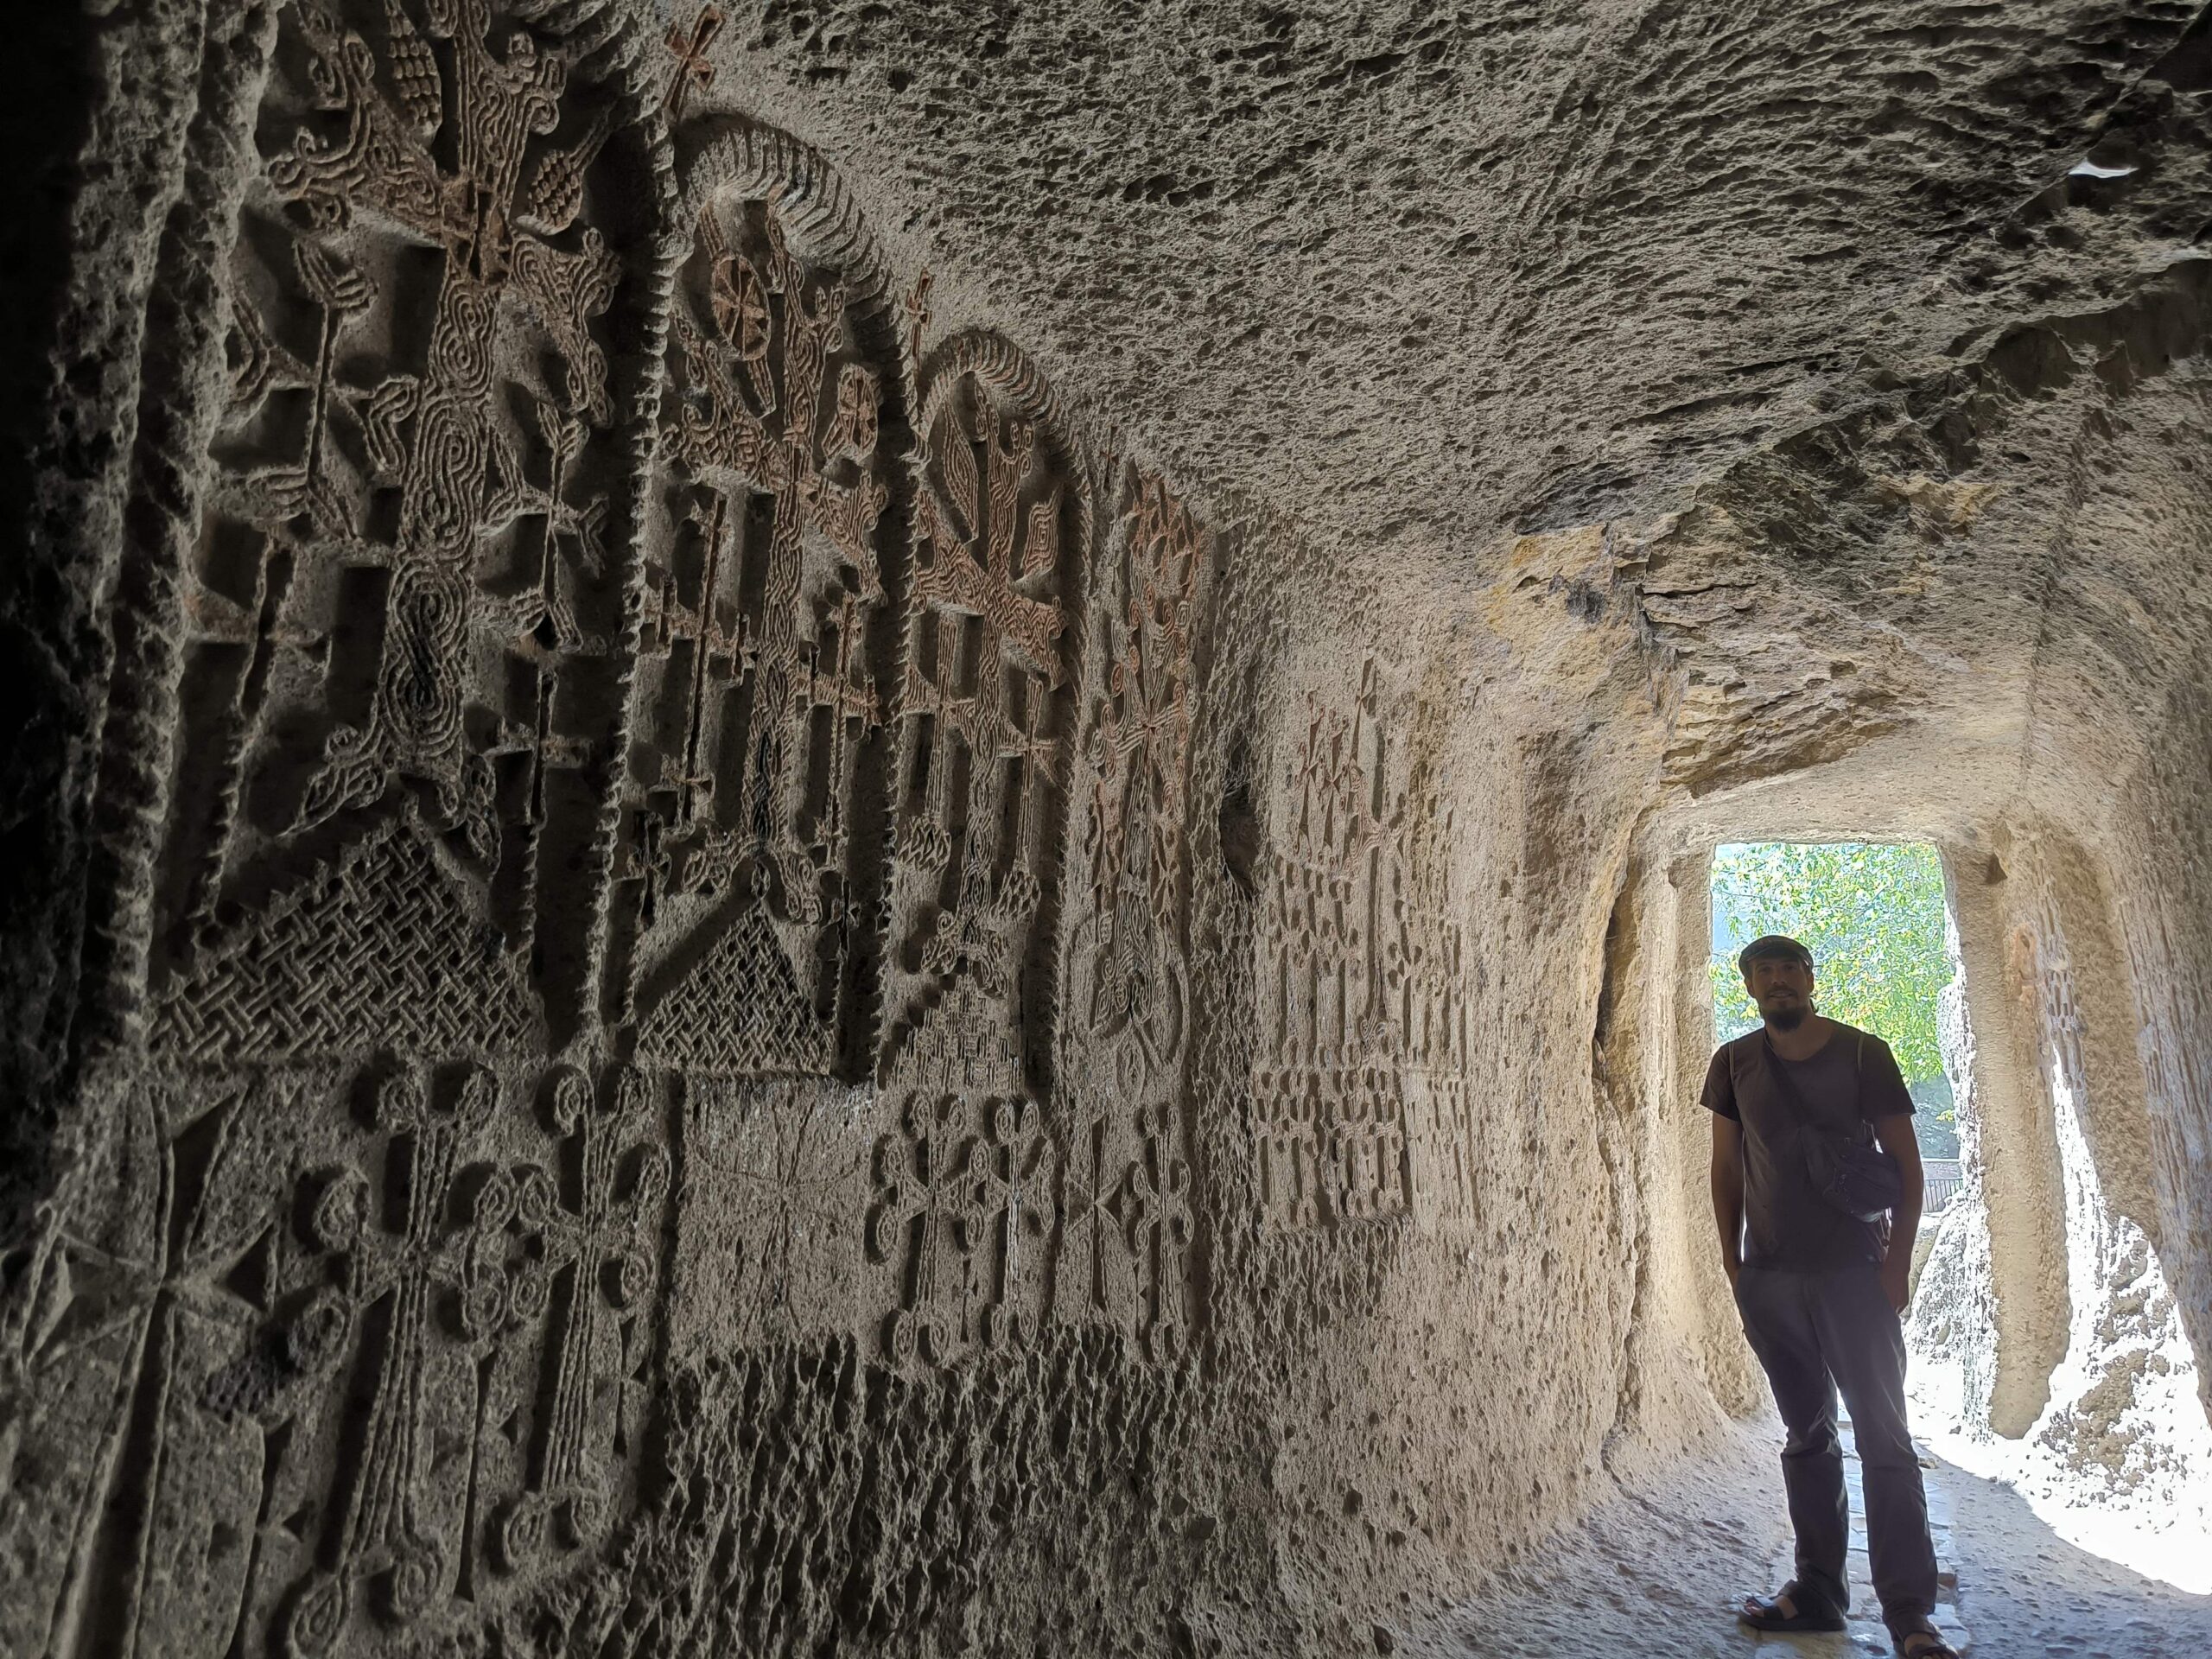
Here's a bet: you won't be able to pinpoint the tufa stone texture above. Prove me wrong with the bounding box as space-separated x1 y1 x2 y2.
3 3 2209 1656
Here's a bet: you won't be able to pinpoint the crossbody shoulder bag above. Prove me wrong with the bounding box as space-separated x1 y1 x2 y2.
1769 1029 1904 1224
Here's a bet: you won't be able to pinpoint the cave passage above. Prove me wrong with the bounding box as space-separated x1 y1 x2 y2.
4 4 2212 1657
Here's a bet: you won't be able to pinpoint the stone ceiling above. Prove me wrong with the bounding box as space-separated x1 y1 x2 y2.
702 2 2212 817
715 1 2209 565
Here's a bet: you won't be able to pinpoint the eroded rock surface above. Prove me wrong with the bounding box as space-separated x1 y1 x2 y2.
3 3 2209 1656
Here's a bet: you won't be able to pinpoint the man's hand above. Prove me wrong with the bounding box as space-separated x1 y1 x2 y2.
1879 1251 1911 1315
1871 1113 1925 1318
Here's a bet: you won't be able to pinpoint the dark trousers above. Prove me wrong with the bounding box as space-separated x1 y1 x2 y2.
1734 1262 1937 1634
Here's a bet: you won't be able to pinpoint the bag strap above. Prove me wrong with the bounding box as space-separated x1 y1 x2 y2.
1761 1030 1813 1122
1855 1030 1866 1140
1764 1027 1875 1147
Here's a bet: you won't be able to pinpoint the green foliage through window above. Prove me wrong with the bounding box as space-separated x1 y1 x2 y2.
1708 842 1952 1084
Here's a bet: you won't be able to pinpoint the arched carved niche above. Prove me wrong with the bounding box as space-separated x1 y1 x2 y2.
607 118 906 1083
149 0 675 1063
860 321 1090 1371
878 323 1092 1096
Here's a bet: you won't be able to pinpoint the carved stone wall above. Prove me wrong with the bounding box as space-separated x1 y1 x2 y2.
24 4 2208 1658
611 166 894 1082
1251 660 1478 1235
1 6 1250 1653
6 7 681 1655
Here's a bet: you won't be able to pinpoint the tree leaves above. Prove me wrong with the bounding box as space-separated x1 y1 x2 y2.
1707 841 1950 1083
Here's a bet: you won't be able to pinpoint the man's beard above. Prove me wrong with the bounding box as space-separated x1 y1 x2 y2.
1765 1001 1808 1033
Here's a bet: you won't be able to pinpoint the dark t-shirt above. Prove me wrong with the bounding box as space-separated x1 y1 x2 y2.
1701 1021 1915 1270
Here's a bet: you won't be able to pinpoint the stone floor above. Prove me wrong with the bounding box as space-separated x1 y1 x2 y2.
1399 1414 2212 1659
1742 1413 1967 1655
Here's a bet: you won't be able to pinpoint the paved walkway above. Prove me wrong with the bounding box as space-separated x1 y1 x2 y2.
1743 1414 1966 1654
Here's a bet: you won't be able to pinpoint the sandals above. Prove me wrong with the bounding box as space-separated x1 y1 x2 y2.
1738 1586 1957 1656
1891 1624 1959 1658
1738 1581 1847 1633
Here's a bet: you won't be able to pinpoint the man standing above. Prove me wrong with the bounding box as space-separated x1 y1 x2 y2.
1706 933 1956 1659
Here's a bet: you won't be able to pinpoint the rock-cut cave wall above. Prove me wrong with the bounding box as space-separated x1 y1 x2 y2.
0 5 1681 1656
9 3 2212 1657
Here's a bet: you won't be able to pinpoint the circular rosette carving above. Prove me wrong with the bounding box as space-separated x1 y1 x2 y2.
282 1571 348 1659
709 243 770 358
514 1162 559 1230
546 1065 594 1136
506 1249 551 1325
459 1272 508 1341
880 1306 921 1366
494 1493 549 1573
282 1289 353 1378
863 1186 903 1264
304 1166 368 1254
379 1530 442 1623
469 1166 518 1233
984 1095 1032 1147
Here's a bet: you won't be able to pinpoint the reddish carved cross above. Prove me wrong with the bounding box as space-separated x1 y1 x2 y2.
664 3 724 119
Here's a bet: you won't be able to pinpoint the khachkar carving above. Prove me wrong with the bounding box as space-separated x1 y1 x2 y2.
866 1090 1052 1366
1052 468 1209 1360
1393 761 1478 1231
609 179 894 1079
0 1058 671 1658
879 313 1087 1092
153 0 652 1056
1077 473 1201 1093
1254 660 1472 1232
0 1086 270 1659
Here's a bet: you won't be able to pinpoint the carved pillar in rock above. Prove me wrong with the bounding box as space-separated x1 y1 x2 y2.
1946 848 2069 1438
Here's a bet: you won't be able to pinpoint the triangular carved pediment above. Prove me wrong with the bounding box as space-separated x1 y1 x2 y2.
632 899 833 1077
155 815 537 1065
